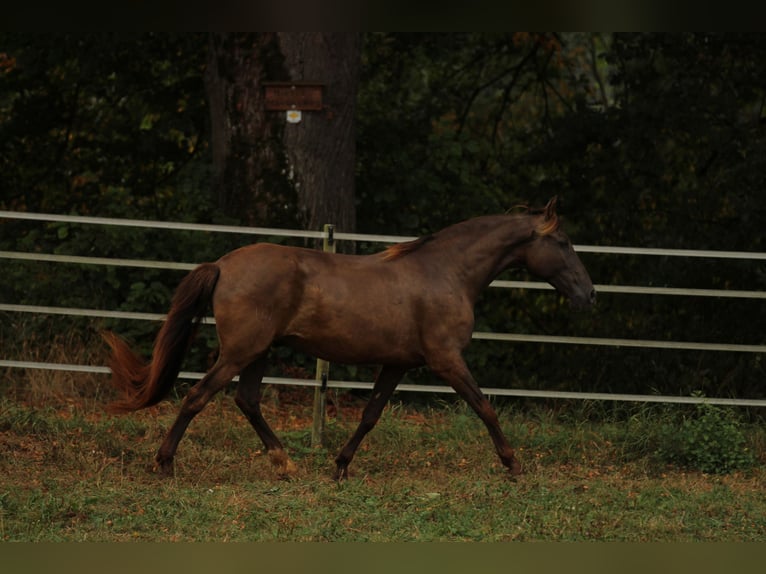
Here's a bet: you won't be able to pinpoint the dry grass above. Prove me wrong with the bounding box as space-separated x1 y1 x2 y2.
2 380 766 541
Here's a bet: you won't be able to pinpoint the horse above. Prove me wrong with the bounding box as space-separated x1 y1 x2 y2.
103 196 595 479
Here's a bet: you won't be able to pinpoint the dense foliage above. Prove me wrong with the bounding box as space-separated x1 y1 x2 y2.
1 33 765 401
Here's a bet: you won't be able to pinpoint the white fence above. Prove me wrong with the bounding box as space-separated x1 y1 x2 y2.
2 209 766 407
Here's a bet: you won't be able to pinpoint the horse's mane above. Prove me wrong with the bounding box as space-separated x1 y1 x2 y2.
381 235 435 261
535 213 560 235
507 203 560 236
381 203 559 262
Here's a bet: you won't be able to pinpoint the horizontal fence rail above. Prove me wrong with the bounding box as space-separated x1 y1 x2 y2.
2 303 765 354
2 210 765 407
3 253 766 300
0 251 766 299
3 359 766 408
4 209 766 259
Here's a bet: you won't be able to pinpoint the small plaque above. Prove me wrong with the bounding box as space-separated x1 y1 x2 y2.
264 82 323 111
286 110 302 123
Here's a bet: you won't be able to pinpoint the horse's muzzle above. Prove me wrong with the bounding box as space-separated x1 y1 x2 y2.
570 288 596 311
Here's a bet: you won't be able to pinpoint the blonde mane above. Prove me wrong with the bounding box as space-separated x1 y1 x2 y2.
381 235 435 261
535 213 560 235
506 202 561 236
382 198 560 262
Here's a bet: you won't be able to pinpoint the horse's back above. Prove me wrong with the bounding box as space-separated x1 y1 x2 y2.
210 242 432 365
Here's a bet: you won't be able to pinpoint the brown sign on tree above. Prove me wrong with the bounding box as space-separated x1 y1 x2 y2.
263 82 324 111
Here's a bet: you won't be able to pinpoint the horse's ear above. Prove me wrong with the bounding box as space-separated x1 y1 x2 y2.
544 196 558 221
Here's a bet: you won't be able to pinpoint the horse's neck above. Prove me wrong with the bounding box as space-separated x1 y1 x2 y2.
435 216 534 299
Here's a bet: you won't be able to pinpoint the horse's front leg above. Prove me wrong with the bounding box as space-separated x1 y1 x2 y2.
428 354 522 476
334 365 407 480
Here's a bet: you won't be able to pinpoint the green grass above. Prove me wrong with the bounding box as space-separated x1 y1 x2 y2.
1 380 766 541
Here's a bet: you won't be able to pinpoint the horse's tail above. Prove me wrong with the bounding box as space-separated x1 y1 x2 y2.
103 263 221 414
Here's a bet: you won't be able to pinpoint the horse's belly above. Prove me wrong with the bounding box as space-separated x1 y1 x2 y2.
277 330 423 367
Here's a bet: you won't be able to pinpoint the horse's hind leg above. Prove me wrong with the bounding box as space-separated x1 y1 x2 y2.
334 365 407 480
428 354 522 476
154 359 240 474
235 357 296 477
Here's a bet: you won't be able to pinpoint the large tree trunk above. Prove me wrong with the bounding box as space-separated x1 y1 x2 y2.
205 32 360 234
278 33 360 233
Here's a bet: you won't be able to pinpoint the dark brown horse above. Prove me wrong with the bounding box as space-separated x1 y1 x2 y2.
104 197 595 478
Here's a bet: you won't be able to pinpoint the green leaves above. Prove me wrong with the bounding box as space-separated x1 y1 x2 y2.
656 402 757 474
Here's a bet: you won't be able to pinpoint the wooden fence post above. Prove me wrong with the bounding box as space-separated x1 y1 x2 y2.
311 224 335 447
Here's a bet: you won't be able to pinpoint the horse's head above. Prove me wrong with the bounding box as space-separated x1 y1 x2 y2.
523 197 596 310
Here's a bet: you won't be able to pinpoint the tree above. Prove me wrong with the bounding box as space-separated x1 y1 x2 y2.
205 33 360 233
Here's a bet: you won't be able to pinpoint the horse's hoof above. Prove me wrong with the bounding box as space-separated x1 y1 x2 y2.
277 459 298 480
333 465 351 482
508 459 524 477
268 449 298 478
152 456 175 477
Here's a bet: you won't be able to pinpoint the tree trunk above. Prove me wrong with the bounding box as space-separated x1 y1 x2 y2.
277 33 360 234
205 32 360 234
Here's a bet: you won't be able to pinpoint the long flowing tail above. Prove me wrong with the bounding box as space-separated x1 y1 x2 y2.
103 263 221 414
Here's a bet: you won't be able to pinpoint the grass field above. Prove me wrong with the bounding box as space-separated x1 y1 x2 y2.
2 368 766 542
